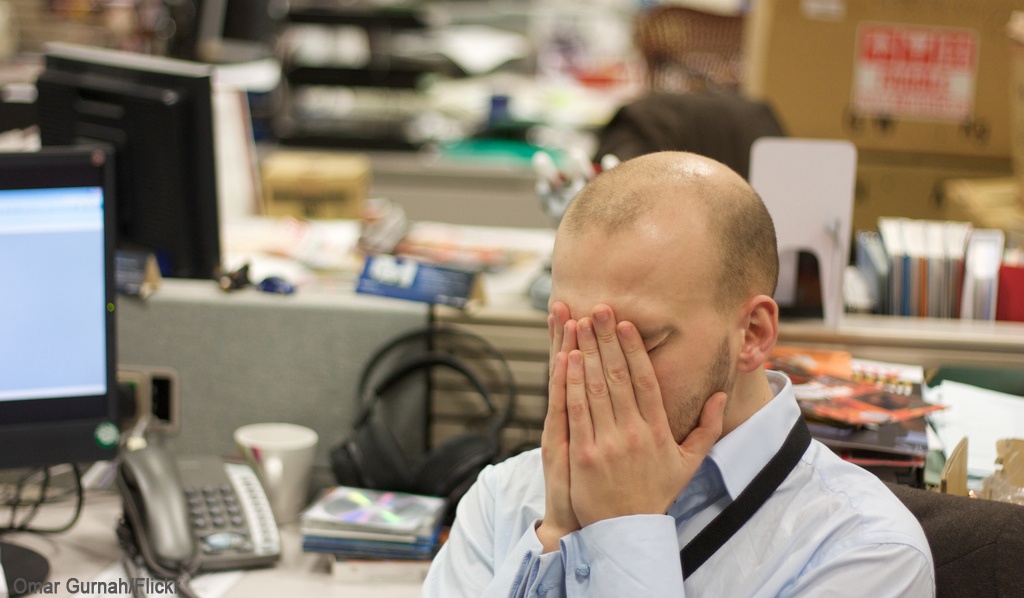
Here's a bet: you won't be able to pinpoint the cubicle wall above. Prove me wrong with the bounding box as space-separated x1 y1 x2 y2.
116 279 429 489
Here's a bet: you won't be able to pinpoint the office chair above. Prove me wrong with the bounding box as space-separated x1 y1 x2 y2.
885 482 1024 597
593 90 786 182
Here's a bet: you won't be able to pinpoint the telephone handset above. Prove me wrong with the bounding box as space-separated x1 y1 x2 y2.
116 444 281 579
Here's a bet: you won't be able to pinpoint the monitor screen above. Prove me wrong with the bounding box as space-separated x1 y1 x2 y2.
0 147 119 470
35 43 222 280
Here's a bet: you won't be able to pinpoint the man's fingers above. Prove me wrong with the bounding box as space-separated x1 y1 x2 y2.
679 392 728 461
590 305 637 423
543 351 570 445
548 302 570 376
547 314 557 361
565 349 594 446
617 321 666 425
577 317 614 432
562 319 578 352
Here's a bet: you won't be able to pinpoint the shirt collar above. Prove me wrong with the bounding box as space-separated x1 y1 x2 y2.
706 370 801 499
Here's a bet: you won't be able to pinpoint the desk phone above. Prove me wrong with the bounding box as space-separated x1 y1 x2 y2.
117 446 280 577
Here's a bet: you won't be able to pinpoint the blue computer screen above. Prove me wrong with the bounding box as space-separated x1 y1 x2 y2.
0 186 107 401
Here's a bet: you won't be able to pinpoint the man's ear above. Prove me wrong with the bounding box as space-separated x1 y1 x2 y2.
736 294 779 373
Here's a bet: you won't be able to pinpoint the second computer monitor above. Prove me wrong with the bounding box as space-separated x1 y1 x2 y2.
35 43 222 280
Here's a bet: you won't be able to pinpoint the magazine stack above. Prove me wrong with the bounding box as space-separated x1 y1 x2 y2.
300 486 447 562
767 345 947 485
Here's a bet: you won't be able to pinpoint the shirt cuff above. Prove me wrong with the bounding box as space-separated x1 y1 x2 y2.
560 514 684 597
501 519 563 598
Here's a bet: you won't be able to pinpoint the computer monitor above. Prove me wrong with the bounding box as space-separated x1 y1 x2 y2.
196 0 281 63
35 43 222 280
0 146 119 593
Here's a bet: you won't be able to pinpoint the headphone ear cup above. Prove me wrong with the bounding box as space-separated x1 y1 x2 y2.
330 436 364 488
410 433 494 501
332 415 414 492
360 415 415 491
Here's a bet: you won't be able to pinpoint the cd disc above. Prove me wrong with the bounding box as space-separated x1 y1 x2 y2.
323 489 431 526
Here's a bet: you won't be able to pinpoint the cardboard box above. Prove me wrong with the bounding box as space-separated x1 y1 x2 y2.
744 0 1024 159
1008 11 1024 197
853 151 1012 232
261 151 371 219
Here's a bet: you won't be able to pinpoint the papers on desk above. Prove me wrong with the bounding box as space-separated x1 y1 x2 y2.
927 380 1024 478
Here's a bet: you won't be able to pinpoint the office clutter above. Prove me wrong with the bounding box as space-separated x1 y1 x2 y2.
927 380 1024 482
115 250 163 299
260 150 371 219
273 1 442 150
767 345 933 484
352 196 554 308
981 439 1024 505
300 485 446 561
854 217 1019 321
356 253 483 309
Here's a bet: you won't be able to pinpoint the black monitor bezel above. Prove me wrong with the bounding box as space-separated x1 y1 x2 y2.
0 146 119 469
35 43 222 280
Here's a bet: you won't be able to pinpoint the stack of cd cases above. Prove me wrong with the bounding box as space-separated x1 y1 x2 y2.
299 485 447 560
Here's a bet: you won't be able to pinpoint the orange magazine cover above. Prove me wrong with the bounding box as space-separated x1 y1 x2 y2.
766 347 945 427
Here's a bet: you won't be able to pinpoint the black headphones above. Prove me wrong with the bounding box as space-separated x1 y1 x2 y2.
331 325 516 516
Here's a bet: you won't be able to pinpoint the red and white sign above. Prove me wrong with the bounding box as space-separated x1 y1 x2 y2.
852 23 979 121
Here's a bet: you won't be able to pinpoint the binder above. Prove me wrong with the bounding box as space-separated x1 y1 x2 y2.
924 222 946 318
960 229 1005 321
942 221 972 318
855 231 890 314
878 217 907 316
876 217 976 318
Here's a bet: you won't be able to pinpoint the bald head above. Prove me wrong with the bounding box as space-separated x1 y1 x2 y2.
559 151 779 309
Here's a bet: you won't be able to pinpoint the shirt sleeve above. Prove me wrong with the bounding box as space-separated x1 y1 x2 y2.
782 541 935 598
421 468 566 598
558 514 685 598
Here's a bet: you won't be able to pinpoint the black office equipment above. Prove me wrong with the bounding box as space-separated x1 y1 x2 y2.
35 43 222 280
0 147 119 596
332 326 517 521
116 445 280 579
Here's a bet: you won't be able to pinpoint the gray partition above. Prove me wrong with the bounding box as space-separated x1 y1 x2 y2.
116 279 429 489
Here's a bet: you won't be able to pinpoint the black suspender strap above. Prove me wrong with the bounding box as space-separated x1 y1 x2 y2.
680 417 812 580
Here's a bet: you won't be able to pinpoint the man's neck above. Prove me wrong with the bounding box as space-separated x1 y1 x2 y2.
721 367 776 437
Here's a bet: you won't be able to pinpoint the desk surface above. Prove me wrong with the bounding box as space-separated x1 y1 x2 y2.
2 489 423 598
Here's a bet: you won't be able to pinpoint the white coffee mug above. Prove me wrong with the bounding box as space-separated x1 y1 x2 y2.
234 422 318 524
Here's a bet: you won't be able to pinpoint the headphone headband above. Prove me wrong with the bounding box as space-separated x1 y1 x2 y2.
354 325 517 453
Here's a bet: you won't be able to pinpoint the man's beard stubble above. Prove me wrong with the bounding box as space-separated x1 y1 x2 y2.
670 335 734 444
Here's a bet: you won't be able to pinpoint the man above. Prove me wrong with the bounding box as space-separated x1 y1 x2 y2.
422 151 934 597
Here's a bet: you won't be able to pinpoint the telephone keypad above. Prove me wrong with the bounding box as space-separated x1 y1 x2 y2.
185 484 241 540
172 456 281 570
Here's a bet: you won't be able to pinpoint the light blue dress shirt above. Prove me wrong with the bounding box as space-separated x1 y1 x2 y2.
422 371 935 597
